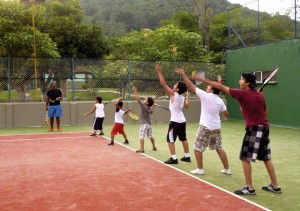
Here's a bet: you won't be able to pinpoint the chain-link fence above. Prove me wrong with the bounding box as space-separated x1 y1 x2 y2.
0 57 225 103
228 0 299 49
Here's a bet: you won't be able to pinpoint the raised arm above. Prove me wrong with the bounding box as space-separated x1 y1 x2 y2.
154 64 174 96
184 91 190 109
175 67 196 94
192 74 230 94
132 85 141 103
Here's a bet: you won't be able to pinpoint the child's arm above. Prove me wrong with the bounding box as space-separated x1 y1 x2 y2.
184 91 190 109
84 104 96 116
154 64 174 96
132 86 141 103
124 108 131 115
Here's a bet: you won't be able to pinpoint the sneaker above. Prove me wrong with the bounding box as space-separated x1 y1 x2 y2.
164 157 178 164
99 132 104 136
107 142 114 146
191 168 204 175
234 186 256 195
123 140 129 144
181 156 191 162
262 184 282 194
48 128 54 132
90 133 97 136
136 149 145 153
152 147 157 151
220 169 232 175
57 128 62 132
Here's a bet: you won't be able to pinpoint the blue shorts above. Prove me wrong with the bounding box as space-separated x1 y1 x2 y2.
48 105 62 118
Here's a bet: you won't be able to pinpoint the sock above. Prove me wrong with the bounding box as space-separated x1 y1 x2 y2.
184 153 190 157
171 155 177 160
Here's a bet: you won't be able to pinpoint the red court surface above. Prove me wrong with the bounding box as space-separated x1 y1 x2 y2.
0 132 269 211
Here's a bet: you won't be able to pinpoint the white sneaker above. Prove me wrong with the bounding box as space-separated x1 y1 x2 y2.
220 169 232 175
191 168 204 175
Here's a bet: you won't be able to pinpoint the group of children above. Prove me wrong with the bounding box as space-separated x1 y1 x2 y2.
84 63 282 196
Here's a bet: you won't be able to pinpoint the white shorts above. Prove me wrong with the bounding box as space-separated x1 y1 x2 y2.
139 124 153 139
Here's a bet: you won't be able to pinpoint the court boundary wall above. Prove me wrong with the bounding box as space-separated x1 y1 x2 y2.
0 100 218 128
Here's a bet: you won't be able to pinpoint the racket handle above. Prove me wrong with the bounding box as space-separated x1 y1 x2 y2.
258 86 264 92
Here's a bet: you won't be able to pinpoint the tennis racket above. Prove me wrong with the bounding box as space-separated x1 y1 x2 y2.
217 75 222 84
104 97 121 105
192 71 205 85
128 111 139 121
154 103 170 111
45 111 49 126
258 68 279 92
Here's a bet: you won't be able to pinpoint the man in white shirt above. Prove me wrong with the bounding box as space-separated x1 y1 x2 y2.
175 67 231 175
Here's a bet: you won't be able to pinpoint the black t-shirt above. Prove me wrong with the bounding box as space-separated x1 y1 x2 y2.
47 89 62 106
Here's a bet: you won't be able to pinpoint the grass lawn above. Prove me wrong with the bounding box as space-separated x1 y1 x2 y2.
0 120 299 211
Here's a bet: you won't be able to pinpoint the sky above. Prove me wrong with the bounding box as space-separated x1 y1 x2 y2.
227 0 297 16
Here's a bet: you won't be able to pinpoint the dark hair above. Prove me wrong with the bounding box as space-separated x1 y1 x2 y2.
117 101 123 108
95 96 102 103
212 87 221 95
177 81 187 94
242 73 257 89
147 97 154 107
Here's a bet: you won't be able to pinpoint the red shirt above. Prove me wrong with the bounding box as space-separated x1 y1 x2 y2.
229 88 269 128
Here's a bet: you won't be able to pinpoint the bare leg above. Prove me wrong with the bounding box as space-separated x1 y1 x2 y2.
242 160 253 189
150 137 156 149
56 117 60 129
139 139 145 150
122 133 128 141
263 160 279 186
50 118 54 129
216 149 229 169
194 150 203 169
168 142 175 155
181 140 189 153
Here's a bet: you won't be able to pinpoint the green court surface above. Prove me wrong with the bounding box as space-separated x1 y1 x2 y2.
1 120 299 211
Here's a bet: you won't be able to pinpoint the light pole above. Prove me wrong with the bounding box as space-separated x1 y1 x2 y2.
20 0 45 101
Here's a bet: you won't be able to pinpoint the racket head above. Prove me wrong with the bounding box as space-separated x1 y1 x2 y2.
45 111 49 126
262 68 278 85
155 104 170 111
129 111 139 121
104 97 120 105
192 71 205 85
217 75 222 84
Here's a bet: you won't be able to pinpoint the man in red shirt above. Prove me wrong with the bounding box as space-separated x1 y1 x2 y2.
191 72 282 195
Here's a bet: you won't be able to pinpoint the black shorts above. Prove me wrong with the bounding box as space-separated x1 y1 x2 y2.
167 121 187 142
93 117 104 130
240 125 271 162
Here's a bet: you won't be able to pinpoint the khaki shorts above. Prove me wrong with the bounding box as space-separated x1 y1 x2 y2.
193 125 222 152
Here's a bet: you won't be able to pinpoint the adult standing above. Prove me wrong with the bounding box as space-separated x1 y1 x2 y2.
46 80 63 132
192 72 282 195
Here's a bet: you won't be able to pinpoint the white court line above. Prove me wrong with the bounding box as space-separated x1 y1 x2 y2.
101 135 271 211
0 133 270 210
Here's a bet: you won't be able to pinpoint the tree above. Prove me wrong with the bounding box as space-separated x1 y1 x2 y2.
114 24 208 61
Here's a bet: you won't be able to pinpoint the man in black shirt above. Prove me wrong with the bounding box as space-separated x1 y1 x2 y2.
46 80 63 132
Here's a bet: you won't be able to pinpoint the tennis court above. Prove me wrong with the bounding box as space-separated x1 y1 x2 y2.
0 132 268 210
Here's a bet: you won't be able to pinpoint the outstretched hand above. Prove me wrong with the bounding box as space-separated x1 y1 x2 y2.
175 67 185 75
154 63 162 73
132 85 137 92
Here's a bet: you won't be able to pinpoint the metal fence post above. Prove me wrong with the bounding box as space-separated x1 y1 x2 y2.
7 56 11 103
227 10 231 50
257 0 261 45
71 57 75 102
295 0 298 39
128 59 131 98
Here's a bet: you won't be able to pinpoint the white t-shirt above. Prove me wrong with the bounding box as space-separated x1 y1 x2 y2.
196 88 227 130
95 103 105 118
115 109 125 124
169 92 186 123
